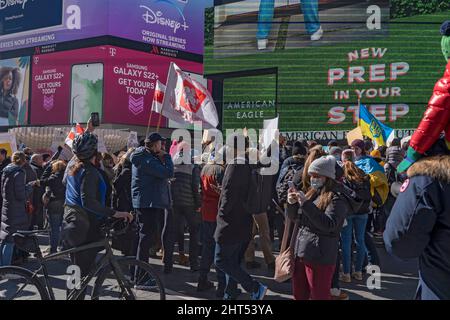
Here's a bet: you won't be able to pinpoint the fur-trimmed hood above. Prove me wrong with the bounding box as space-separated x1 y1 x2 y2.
407 156 450 183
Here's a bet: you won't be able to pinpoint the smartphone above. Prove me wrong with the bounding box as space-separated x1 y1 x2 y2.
71 63 104 124
91 112 100 127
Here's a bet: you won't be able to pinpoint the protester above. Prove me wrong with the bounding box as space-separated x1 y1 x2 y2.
36 160 67 254
62 132 132 298
30 154 45 229
287 156 349 300
197 153 226 295
131 132 174 268
384 139 450 300
0 152 35 266
214 135 268 300
301 145 325 192
0 148 11 210
166 149 202 273
101 153 115 183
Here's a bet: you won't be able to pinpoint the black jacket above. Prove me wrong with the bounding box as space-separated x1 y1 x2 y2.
0 157 11 208
112 162 132 212
30 162 45 208
384 156 450 300
171 163 201 209
1 164 33 241
215 158 253 244
342 177 372 214
287 185 350 265
39 170 66 202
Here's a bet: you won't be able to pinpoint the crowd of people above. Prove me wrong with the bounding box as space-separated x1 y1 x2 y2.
0 121 449 300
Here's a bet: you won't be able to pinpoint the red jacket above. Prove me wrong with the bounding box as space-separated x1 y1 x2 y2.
200 164 224 222
410 60 450 154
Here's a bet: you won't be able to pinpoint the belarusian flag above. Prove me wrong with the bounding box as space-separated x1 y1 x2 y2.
65 124 85 149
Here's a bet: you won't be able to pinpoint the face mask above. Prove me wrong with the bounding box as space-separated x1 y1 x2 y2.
310 177 325 190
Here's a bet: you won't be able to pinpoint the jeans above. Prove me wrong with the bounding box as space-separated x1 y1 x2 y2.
257 0 320 39
0 241 15 266
292 258 335 300
341 214 368 274
48 200 65 253
245 213 275 265
215 242 259 296
199 221 226 287
135 208 164 264
167 206 201 268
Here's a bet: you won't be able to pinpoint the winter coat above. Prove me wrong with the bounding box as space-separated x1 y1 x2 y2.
287 185 350 265
215 157 254 244
342 177 372 214
131 147 174 210
0 164 33 241
409 60 450 155
200 163 224 222
39 170 66 202
384 156 450 300
171 163 201 209
112 162 132 212
0 157 11 208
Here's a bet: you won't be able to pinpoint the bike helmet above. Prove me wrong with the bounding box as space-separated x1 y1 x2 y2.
72 132 98 161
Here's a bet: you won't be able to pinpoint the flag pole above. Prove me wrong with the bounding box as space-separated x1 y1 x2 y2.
156 102 165 133
145 109 154 138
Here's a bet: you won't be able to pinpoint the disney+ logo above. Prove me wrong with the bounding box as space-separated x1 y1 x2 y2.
140 2 189 34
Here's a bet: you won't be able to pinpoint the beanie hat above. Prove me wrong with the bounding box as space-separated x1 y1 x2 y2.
351 139 365 152
329 146 343 156
292 141 307 156
441 20 450 61
308 156 336 180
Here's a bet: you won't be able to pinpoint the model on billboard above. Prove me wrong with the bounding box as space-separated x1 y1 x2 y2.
397 20 450 173
257 0 322 50
0 67 20 126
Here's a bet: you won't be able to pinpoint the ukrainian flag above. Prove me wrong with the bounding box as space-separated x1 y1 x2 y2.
359 104 394 147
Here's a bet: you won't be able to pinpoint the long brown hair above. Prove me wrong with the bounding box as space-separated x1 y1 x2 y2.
0 67 21 95
305 178 336 211
302 146 325 192
343 160 367 184
69 159 88 176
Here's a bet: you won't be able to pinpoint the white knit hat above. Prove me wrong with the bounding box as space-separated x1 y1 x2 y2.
308 156 336 180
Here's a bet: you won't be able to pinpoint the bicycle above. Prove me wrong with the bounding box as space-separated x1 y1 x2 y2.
0 219 166 300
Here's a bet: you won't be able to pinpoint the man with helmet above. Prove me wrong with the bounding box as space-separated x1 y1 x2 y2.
62 123 132 297
130 132 174 268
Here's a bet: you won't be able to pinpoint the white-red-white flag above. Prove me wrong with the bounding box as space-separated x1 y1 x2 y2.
65 123 85 149
160 63 219 128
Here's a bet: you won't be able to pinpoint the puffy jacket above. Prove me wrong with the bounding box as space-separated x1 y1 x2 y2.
385 146 404 169
287 185 350 265
131 147 174 210
65 162 115 220
0 164 33 241
384 156 450 300
0 158 11 209
171 163 201 209
410 60 450 155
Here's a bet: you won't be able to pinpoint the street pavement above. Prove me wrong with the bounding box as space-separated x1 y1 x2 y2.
8 233 419 301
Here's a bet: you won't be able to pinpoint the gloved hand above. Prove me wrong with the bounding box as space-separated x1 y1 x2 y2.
397 146 422 173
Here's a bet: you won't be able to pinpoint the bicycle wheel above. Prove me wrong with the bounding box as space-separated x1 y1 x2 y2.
92 258 166 300
0 267 49 300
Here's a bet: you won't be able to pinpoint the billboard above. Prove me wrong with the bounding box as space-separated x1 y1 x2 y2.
0 56 30 126
31 45 204 126
0 0 207 56
205 1 450 133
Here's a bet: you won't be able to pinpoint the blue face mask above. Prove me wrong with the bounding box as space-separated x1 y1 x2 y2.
310 178 325 190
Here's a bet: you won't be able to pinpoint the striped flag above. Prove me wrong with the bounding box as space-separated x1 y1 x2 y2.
65 124 85 149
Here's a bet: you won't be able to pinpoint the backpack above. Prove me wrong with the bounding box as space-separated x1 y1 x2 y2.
276 163 302 205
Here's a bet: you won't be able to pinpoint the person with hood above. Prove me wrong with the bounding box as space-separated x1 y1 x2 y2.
62 132 132 298
131 132 174 267
287 156 350 300
384 138 450 300
35 160 67 254
0 152 35 266
214 134 268 301
397 21 450 173
165 148 202 273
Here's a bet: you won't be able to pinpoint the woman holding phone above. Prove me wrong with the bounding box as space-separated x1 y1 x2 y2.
286 156 349 300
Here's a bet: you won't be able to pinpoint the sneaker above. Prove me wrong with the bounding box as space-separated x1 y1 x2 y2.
223 288 242 300
257 39 268 50
353 272 363 281
310 27 323 41
331 288 349 300
197 278 214 292
251 283 268 301
246 261 261 270
339 273 351 283
134 278 157 291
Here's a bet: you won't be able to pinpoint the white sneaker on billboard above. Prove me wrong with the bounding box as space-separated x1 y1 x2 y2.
310 27 323 41
257 39 268 50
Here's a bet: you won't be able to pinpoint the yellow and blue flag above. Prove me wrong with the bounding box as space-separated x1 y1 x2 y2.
359 104 394 147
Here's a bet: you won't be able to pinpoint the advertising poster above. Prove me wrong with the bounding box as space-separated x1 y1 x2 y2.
31 46 106 125
0 56 30 126
205 1 450 133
